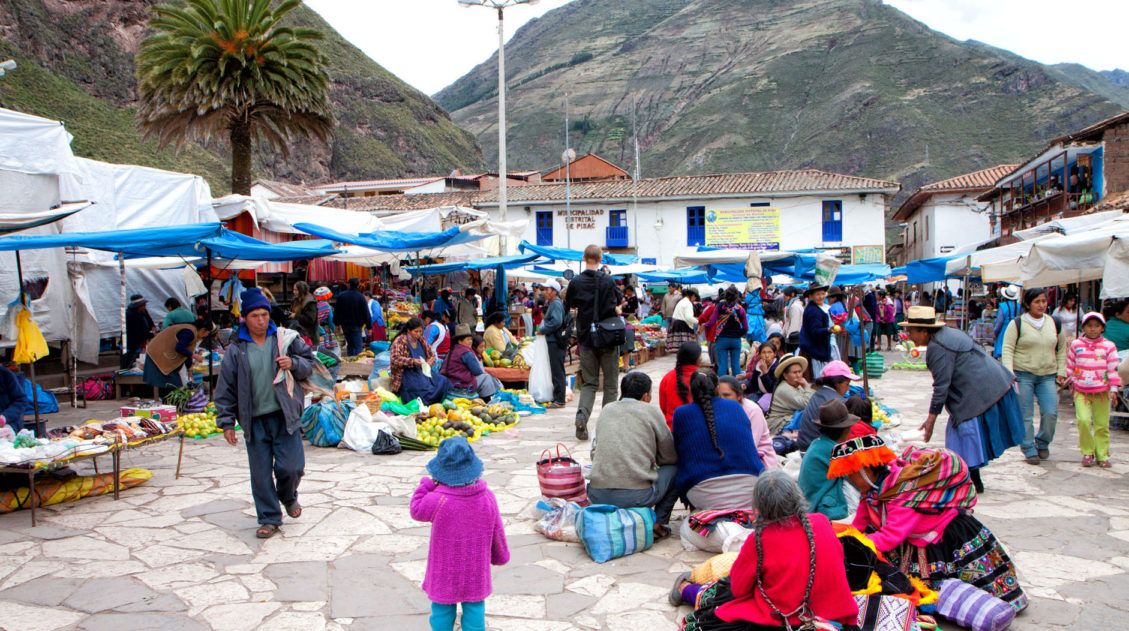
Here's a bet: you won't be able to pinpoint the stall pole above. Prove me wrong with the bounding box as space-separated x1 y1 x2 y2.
963 255 972 332
15 252 43 437
206 248 214 397
119 257 127 363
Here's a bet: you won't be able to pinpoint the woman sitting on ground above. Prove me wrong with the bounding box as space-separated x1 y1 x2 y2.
829 435 1027 612
482 311 518 355
794 360 861 452
797 399 857 521
744 341 780 409
716 376 778 469
659 341 702 430
442 326 502 402
389 316 451 406
672 372 765 512
764 354 813 434
674 470 859 630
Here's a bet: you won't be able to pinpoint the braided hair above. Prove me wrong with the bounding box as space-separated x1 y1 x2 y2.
690 371 725 460
674 341 702 401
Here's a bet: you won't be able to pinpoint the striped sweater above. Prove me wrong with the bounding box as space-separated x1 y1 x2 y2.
1066 335 1122 394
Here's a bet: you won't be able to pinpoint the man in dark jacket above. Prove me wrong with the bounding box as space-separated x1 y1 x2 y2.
334 278 371 357
216 289 315 539
799 284 833 378
863 288 879 352
0 365 29 432
122 294 156 368
564 245 622 440
537 279 567 409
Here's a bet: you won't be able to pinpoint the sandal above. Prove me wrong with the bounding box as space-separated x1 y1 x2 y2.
1082 455 1095 467
1099 460 1112 469
256 524 280 539
653 523 672 540
284 501 302 519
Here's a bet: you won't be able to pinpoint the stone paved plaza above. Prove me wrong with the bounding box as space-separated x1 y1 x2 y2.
0 353 1127 630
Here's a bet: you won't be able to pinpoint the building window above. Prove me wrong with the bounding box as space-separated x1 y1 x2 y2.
749 201 771 207
687 206 706 246
822 200 843 242
609 209 627 226
535 211 553 246
925 215 930 241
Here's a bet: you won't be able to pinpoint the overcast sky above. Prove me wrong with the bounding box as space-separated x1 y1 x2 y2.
304 0 1129 96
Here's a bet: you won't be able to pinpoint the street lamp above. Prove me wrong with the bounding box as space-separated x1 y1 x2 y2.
458 0 538 254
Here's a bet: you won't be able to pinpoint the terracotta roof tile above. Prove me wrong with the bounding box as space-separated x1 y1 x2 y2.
893 164 1018 220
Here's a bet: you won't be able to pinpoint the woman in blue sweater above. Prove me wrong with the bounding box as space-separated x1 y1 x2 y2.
672 372 765 511
799 284 833 378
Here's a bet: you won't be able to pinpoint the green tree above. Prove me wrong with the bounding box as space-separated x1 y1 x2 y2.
136 0 333 194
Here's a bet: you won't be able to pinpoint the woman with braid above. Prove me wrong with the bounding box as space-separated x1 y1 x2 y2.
672 372 765 512
660 342 703 430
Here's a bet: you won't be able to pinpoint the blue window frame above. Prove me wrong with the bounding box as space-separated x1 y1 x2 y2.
536 211 553 246
609 209 627 226
687 206 706 246
822 200 843 242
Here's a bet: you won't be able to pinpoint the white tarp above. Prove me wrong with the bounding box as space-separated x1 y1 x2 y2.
1013 210 1126 240
946 235 1060 282
0 107 82 177
1020 223 1129 297
213 194 384 235
674 248 762 280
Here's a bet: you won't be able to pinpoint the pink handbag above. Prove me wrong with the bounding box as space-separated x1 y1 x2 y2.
537 443 588 505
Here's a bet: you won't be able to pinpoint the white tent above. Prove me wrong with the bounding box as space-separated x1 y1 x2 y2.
945 235 1061 282
213 194 384 235
1020 223 1129 297
673 248 762 279
1013 210 1125 240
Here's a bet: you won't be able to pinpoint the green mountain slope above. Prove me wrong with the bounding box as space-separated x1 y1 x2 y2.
1049 64 1129 109
437 0 1123 195
0 0 481 193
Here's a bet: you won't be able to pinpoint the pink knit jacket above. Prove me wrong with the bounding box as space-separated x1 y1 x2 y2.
1066 335 1122 395
410 477 510 604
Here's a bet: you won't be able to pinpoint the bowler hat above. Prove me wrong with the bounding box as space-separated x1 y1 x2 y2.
818 399 859 430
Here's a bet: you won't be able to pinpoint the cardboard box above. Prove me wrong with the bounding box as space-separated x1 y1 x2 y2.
120 405 179 423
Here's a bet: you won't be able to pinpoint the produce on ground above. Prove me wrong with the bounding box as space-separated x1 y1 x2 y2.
405 400 520 449
180 412 221 439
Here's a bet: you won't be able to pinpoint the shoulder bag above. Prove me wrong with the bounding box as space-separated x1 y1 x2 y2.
589 273 626 349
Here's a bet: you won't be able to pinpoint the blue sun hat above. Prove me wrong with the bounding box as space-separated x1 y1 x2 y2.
426 436 483 487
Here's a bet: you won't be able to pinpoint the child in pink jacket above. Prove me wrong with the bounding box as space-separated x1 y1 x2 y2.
410 436 509 631
1066 312 1122 468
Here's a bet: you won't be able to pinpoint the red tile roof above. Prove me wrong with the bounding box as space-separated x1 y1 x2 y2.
893 164 1018 220
316 177 444 192
323 169 898 212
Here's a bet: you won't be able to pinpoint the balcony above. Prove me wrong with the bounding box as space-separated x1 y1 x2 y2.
606 225 629 248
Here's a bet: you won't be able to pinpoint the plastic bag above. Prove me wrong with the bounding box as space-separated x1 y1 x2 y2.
381 398 422 417
533 498 582 543
13 307 49 364
528 335 554 403
371 429 402 455
382 413 418 440
340 404 383 452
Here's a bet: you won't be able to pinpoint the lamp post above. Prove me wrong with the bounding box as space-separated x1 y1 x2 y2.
458 0 538 255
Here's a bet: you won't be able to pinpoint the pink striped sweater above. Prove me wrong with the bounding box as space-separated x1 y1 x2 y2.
1066 335 1122 394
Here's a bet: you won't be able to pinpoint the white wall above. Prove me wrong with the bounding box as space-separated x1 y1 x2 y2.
918 193 992 259
484 193 888 264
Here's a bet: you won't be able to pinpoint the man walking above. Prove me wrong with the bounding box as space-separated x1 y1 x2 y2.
216 289 315 539
661 284 681 331
538 279 568 409
782 287 804 353
565 245 622 440
334 278 371 357
455 288 478 332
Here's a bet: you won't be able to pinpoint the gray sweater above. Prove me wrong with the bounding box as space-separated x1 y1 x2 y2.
589 398 678 490
926 326 1015 423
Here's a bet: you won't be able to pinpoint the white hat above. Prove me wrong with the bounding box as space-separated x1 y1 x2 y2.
543 279 561 292
999 285 1020 301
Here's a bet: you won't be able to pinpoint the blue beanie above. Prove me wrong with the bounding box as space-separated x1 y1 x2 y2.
426 436 483 487
241 288 272 315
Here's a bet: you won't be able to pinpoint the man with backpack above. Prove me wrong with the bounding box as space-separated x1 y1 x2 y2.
565 245 623 440
538 280 568 409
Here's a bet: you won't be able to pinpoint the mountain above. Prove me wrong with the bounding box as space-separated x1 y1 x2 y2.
1100 69 1129 88
437 0 1125 197
0 0 482 194
1050 64 1129 109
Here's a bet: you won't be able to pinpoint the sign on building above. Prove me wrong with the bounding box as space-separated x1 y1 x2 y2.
705 207 781 250
851 245 885 265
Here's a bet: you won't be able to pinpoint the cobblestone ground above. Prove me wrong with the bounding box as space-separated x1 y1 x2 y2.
1 353 1127 630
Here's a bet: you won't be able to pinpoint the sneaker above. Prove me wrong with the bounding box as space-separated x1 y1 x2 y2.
1038 448 1050 460
1082 455 1095 467
575 421 589 441
1099 459 1112 469
1025 455 1042 465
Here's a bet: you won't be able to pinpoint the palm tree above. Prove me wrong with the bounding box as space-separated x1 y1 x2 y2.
136 0 333 194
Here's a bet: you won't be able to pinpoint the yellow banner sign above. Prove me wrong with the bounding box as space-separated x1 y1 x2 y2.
705 207 780 250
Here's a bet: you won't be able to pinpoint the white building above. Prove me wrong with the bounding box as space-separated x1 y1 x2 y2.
334 170 899 265
894 165 1018 263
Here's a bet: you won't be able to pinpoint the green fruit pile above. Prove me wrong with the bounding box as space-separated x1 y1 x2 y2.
180 412 220 438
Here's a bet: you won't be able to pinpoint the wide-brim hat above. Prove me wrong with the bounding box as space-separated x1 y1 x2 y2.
804 284 829 297
898 305 945 329
773 353 809 379
818 398 859 430
453 323 474 340
998 285 1020 302
129 294 147 307
827 434 897 479
426 436 483 487
828 285 847 299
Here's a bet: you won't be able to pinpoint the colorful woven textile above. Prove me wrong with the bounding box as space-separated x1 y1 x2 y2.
828 434 897 479
687 509 757 537
878 446 976 513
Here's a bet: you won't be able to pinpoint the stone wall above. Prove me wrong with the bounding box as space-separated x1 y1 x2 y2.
1103 121 1129 195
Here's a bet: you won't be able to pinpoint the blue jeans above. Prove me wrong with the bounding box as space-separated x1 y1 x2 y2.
1015 371 1059 457
715 336 742 377
343 325 364 357
430 601 485 631
246 411 305 526
587 464 679 524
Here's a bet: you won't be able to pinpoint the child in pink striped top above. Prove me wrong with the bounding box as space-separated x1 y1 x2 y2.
1065 312 1122 468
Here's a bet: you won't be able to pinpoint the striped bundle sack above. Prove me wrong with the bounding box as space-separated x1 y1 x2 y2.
536 444 588 505
576 504 655 563
936 579 1016 631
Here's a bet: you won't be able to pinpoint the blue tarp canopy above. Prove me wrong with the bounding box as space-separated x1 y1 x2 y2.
907 255 960 284
518 241 637 265
890 265 908 277
295 222 487 253
0 222 224 254
189 231 339 262
637 268 713 284
407 253 543 276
